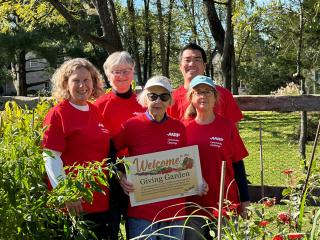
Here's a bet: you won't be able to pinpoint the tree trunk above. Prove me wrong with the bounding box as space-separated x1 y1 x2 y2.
204 0 235 90
221 0 232 90
190 0 198 42
127 0 142 85
203 0 225 54
231 31 238 94
148 37 153 79
143 0 151 84
296 0 307 162
12 50 27 96
47 0 123 53
156 0 167 76
165 0 174 79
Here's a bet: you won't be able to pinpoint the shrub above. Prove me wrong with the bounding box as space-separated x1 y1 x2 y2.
271 82 300 96
288 112 320 141
0 100 122 239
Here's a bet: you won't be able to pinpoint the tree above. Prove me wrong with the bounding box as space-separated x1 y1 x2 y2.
46 0 123 53
0 1 65 95
203 0 237 92
127 0 142 84
294 0 307 162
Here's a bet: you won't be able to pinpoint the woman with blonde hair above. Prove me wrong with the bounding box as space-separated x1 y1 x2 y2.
184 75 250 240
43 58 112 239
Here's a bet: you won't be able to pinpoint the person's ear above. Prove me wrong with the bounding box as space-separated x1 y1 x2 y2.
63 80 68 90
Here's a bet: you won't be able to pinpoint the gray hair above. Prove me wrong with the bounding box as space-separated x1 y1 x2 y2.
103 51 135 75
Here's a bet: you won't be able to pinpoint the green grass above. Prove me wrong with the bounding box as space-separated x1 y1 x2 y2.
239 111 320 186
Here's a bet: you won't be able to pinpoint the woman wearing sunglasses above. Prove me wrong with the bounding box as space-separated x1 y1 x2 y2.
113 75 187 239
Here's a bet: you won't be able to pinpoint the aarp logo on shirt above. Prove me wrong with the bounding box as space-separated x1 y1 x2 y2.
209 136 224 148
166 132 181 145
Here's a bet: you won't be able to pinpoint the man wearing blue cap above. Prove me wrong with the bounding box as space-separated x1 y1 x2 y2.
167 43 243 123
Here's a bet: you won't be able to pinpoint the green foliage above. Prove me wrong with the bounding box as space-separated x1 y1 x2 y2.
0 100 125 238
0 100 65 239
236 0 320 94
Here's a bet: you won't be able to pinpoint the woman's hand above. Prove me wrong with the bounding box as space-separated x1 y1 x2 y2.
119 173 134 195
198 179 209 196
240 201 250 219
66 199 83 216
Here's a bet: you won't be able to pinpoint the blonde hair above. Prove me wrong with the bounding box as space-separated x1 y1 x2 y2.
137 75 174 108
103 51 135 75
184 87 219 119
51 58 105 102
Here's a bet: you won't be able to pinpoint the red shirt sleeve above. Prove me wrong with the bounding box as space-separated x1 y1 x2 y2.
215 86 243 123
42 109 66 152
230 123 248 162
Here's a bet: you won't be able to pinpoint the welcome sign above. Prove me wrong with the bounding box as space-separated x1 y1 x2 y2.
126 145 203 207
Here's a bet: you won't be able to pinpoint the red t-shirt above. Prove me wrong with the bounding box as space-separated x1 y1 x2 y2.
184 115 248 216
114 113 187 221
167 85 243 123
94 91 145 156
43 100 110 213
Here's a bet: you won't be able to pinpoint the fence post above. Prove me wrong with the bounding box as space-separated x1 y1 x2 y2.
259 121 265 200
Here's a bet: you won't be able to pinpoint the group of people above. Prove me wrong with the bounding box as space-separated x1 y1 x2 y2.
42 43 250 240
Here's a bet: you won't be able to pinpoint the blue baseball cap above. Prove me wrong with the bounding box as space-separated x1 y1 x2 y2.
189 75 216 89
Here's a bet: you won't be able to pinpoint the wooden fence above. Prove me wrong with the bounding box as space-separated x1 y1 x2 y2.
1 95 320 111
1 94 320 203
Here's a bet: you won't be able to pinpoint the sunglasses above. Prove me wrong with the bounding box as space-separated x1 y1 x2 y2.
147 93 171 102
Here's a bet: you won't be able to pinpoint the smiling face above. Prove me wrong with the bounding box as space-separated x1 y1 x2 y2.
66 67 93 106
191 84 216 112
107 63 134 93
146 86 171 122
179 49 206 86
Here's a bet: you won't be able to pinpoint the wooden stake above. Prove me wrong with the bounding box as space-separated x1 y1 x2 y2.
259 121 265 199
217 161 226 240
298 120 320 220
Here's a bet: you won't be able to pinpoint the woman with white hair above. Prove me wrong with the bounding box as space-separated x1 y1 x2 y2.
94 51 145 239
114 75 187 239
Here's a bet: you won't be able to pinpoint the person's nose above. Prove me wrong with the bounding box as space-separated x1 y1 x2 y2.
154 97 162 103
78 80 87 87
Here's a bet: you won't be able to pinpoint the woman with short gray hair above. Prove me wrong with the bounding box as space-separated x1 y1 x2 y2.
94 51 145 239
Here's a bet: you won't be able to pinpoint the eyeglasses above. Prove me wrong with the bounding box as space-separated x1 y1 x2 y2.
147 93 171 102
193 90 214 97
110 69 133 76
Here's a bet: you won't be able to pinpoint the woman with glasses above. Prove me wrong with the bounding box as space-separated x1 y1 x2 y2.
42 58 112 239
183 75 250 240
94 51 145 239
113 76 187 239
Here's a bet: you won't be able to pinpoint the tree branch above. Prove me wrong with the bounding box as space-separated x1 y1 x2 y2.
46 0 121 52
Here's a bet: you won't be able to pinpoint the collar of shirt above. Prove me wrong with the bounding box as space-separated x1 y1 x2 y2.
145 111 168 123
112 86 133 99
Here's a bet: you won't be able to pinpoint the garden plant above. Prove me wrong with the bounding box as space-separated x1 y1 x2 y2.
0 100 319 239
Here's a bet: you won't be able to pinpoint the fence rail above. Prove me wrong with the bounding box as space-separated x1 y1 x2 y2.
1 95 320 111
